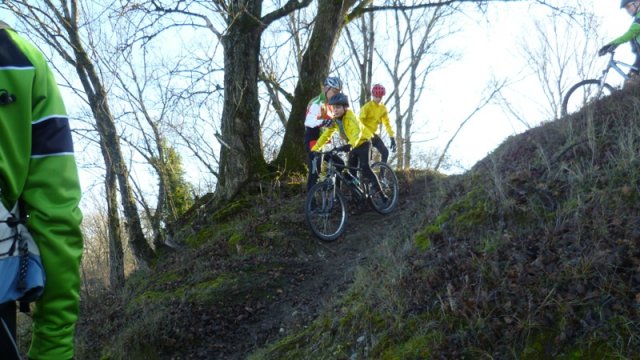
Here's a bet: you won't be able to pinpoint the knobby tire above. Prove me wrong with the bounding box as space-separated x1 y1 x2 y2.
304 182 348 242
370 162 399 215
562 79 615 117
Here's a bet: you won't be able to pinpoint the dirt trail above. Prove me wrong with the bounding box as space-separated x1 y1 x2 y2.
220 179 429 359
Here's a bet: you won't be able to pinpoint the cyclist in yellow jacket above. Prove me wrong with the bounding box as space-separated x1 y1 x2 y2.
311 93 387 202
358 84 396 163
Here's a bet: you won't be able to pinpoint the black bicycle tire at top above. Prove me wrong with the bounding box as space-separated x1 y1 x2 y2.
370 162 399 215
561 79 615 117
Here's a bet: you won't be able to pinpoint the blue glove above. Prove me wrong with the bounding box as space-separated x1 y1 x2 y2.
336 144 352 152
598 43 617 57
390 138 396 152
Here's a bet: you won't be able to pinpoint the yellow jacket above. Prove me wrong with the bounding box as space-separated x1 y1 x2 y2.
311 109 372 151
359 100 395 137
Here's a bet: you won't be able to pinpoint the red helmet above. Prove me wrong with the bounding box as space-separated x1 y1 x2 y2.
371 84 386 98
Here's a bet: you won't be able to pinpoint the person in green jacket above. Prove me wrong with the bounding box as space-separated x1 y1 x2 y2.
311 93 387 202
358 84 396 163
599 0 640 83
0 22 83 360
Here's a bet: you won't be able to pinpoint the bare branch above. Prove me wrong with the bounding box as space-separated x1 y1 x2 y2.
435 78 507 171
262 0 314 27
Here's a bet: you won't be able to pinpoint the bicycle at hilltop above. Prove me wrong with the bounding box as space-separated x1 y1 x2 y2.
562 50 637 116
304 148 399 242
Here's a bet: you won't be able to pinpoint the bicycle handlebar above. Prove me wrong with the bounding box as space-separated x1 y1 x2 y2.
312 147 347 156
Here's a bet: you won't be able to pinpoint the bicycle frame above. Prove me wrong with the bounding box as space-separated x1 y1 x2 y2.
562 50 640 116
321 153 367 201
599 51 635 86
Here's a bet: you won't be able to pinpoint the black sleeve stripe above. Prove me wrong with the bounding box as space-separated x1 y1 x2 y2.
0 30 33 68
32 116 75 156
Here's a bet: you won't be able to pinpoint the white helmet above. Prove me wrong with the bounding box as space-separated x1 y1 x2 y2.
323 77 343 91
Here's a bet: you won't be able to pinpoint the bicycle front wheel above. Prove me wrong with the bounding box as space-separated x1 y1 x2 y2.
562 79 615 117
304 182 348 242
370 162 399 215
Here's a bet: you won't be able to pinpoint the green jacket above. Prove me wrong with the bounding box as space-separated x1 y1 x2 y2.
0 22 83 360
609 12 640 51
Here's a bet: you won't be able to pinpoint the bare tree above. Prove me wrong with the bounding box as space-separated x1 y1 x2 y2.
104 42 195 253
344 11 375 106
372 4 458 169
434 79 506 171
505 5 606 122
119 0 315 201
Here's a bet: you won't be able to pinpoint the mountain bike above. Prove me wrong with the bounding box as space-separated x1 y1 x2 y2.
304 148 399 242
562 50 636 116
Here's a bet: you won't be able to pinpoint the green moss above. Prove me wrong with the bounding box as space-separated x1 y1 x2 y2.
228 231 244 247
413 225 435 250
520 325 620 359
187 275 235 304
379 333 433 360
414 211 448 250
210 199 248 221
157 271 181 284
227 231 263 255
127 287 187 313
414 188 496 251
184 227 217 247
448 188 494 231
476 235 501 254
256 222 278 234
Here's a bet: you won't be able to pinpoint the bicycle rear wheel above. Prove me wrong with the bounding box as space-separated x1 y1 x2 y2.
369 162 399 214
561 79 615 117
304 182 348 241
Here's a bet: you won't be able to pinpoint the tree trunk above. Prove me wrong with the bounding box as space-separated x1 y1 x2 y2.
215 2 268 201
50 20 157 266
104 160 125 288
73 42 156 264
403 57 418 170
91 96 156 265
274 0 358 172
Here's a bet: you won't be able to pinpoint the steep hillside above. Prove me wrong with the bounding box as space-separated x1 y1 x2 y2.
251 87 640 359
77 85 640 359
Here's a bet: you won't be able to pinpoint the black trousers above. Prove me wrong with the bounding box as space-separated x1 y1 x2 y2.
0 301 19 360
371 134 389 163
349 141 382 193
631 42 640 72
